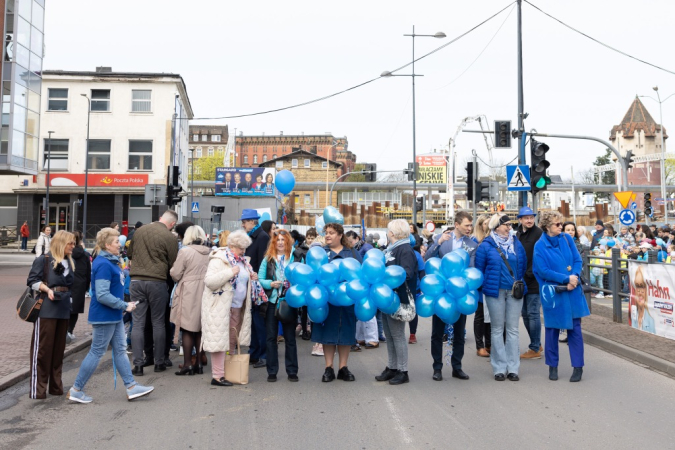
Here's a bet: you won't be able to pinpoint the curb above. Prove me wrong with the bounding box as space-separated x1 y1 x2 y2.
0 336 92 392
582 329 675 378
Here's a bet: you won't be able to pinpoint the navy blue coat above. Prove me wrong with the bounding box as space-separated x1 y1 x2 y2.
474 235 527 299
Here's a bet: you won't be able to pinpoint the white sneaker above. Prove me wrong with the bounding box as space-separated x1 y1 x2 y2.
126 384 154 401
68 387 92 403
179 346 184 356
595 292 604 298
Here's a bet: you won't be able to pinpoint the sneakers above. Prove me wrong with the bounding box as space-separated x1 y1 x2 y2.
126 384 154 400
408 334 417 344
595 292 605 298
311 344 324 356
66 332 75 345
520 349 542 360
68 387 92 404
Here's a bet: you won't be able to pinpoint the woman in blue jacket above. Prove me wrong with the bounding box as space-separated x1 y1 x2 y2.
68 228 154 403
533 211 590 382
475 214 527 382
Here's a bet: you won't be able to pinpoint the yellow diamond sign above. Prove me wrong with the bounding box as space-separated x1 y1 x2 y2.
613 191 633 209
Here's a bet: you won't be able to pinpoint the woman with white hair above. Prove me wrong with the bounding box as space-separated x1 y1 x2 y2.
171 225 210 376
201 230 255 386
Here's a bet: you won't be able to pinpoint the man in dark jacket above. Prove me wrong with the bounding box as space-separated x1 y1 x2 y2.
241 209 269 368
516 207 543 359
590 220 605 250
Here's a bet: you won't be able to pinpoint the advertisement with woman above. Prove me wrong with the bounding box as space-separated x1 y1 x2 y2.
215 167 275 196
628 262 675 340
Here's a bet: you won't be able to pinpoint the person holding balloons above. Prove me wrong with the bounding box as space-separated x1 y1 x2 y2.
475 213 527 382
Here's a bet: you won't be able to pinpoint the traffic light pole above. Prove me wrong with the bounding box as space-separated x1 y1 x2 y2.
516 0 526 209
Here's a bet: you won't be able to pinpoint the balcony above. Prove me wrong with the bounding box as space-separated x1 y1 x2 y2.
0 154 39 175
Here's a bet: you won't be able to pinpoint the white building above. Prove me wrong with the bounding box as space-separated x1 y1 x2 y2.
0 67 193 238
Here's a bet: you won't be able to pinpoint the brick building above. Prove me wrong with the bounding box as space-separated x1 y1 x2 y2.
189 125 229 160
258 149 341 211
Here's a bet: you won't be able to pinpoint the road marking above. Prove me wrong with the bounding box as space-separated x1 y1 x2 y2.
385 396 412 445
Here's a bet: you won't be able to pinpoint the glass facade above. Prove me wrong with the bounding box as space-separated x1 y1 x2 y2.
0 0 44 174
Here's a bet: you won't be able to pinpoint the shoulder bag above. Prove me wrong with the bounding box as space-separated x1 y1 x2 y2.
390 281 417 322
225 327 250 384
17 256 49 322
495 247 524 300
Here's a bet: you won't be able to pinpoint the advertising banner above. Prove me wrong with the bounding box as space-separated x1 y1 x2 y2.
415 154 447 184
628 262 675 340
215 167 276 196
47 174 148 187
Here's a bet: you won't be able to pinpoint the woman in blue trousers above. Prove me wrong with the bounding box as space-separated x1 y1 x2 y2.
533 211 590 382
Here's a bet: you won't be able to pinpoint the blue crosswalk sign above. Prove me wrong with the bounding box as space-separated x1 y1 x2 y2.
191 202 199 213
506 165 531 191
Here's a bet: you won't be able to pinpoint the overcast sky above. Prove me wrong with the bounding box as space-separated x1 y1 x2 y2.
44 0 675 180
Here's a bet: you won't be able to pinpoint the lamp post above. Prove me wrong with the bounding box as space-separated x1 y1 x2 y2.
81 94 91 239
381 26 445 224
189 149 194 221
45 131 54 228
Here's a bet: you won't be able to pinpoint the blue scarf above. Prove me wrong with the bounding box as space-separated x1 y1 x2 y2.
247 224 261 237
384 237 408 263
491 231 515 255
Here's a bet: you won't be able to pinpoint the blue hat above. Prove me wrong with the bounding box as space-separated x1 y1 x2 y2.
517 207 536 218
240 209 260 221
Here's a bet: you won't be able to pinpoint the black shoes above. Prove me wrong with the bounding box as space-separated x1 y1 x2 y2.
301 330 311 341
432 370 443 381
132 365 143 376
288 374 299 382
337 366 355 381
549 366 558 381
154 364 166 373
389 371 409 385
322 367 335 382
375 367 397 382
253 359 266 369
452 369 470 380
195 365 204 375
142 358 155 368
507 373 520 381
175 366 194 376
164 359 173 368
494 373 506 381
570 367 583 382
249 358 259 366
267 374 277 382
211 377 233 387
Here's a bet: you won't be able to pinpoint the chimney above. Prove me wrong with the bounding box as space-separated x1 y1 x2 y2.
96 66 112 73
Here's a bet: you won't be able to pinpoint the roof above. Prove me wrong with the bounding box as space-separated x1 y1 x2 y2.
258 149 342 168
610 96 668 140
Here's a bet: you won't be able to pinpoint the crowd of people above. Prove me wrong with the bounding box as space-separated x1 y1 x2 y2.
27 206 656 403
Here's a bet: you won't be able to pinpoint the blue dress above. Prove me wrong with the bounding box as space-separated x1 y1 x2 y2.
311 246 362 345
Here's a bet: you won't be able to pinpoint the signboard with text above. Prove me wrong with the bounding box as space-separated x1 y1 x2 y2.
215 167 276 196
628 262 675 341
415 154 447 184
47 173 148 187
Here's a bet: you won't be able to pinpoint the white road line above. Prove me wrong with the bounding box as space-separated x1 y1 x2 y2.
385 396 413 445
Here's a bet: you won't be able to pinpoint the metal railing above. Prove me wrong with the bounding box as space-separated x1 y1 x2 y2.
0 226 18 246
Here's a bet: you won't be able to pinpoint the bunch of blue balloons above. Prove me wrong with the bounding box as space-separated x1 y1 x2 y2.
282 247 407 323
417 249 484 324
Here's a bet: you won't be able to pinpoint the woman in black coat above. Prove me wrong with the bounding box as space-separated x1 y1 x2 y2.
68 231 91 340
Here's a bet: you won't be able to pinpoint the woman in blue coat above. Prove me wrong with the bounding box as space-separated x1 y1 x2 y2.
475 214 527 381
533 211 590 382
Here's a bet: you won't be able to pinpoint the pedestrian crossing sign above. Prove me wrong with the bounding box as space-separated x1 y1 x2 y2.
506 165 531 191
191 202 199 213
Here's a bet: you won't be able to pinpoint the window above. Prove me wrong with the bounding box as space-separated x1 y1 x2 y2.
195 147 202 158
322 161 328 169
211 135 221 142
43 138 69 170
276 161 283 169
87 139 111 170
130 195 149 207
90 89 110 112
47 88 67 111
131 90 151 112
193 134 199 141
304 194 311 205
207 147 214 157
128 140 152 170
201 135 208 142
273 154 277 159
292 159 298 168
263 154 268 162
304 159 310 168
244 155 248 164
0 194 18 207
253 155 258 164
217 147 224 155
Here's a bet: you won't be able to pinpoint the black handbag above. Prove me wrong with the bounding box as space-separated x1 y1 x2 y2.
495 247 524 300
16 256 49 322
275 298 297 324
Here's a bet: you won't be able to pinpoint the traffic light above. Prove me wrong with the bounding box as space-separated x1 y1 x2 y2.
407 162 419 181
478 181 490 201
166 165 183 207
530 139 551 195
494 120 511 148
365 163 377 182
644 193 653 217
466 162 477 201
415 196 424 212
625 150 635 169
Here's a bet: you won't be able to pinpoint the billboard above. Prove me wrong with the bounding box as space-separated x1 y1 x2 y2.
628 262 675 340
47 173 148 187
215 167 276 196
416 154 447 184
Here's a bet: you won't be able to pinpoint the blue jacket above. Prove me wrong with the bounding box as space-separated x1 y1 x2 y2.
533 232 590 330
258 253 296 304
475 235 527 299
89 251 127 324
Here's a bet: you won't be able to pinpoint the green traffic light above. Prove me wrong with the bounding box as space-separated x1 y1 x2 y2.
536 178 546 189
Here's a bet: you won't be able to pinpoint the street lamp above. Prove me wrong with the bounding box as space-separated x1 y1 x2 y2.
45 131 54 229
81 94 91 240
189 149 195 221
381 26 445 224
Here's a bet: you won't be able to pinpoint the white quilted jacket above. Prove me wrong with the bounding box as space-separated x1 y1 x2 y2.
201 249 252 353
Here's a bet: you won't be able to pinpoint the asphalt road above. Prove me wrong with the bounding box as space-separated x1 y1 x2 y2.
0 312 673 450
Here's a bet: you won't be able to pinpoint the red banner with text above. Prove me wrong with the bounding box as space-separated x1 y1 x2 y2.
47 174 149 187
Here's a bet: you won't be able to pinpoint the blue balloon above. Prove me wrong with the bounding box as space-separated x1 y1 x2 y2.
453 248 470 269
599 238 608 246
415 294 436 318
340 258 362 281
370 283 395 311
275 170 296 195
327 283 340 305
307 305 329 323
380 293 400 315
330 258 343 270
424 257 443 277
355 297 377 321
323 206 344 225
318 263 340 287
305 284 329 309
293 263 316 286
285 285 307 308
260 212 271 223
347 278 369 301
306 246 328 271
457 292 478 316
434 293 460 325
284 262 300 283
463 268 484 291
333 282 354 306
441 252 465 278
606 239 615 248
363 248 385 264
469 289 479 298
420 274 445 299
445 276 469 299
315 215 326 235
361 258 386 284
382 265 406 289
119 235 127 247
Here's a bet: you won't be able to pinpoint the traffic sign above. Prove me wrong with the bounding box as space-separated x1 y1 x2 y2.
191 202 199 213
613 191 633 209
619 209 636 226
425 221 435 233
506 165 531 191
630 201 638 210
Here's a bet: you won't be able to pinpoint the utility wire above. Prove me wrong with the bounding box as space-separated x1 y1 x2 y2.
191 2 516 120
524 0 675 76
476 154 518 168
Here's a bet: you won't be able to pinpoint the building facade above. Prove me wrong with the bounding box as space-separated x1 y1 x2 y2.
0 68 193 237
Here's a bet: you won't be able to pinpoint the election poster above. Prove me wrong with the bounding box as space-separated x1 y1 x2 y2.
416 154 447 184
215 167 276 197
628 262 675 340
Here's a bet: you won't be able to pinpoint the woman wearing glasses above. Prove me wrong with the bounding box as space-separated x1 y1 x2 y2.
533 211 589 382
